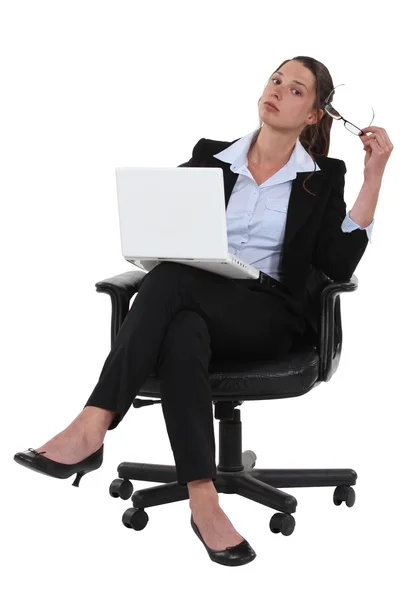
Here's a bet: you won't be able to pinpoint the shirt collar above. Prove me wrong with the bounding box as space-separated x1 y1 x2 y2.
212 127 320 186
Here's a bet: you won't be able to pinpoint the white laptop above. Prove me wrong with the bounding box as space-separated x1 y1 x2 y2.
115 166 260 280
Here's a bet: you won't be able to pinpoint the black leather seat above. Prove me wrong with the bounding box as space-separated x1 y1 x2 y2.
97 266 358 536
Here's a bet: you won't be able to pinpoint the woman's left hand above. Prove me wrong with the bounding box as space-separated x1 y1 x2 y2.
359 125 394 182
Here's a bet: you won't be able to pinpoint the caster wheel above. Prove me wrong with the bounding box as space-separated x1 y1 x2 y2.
269 512 296 536
333 485 356 507
122 507 149 530
109 478 134 500
242 450 257 470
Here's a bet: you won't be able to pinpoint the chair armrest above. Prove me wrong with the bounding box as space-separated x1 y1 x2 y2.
93 267 358 382
318 273 358 382
95 270 147 347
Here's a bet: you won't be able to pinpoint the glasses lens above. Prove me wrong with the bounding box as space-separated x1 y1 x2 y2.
325 104 341 119
344 122 362 135
324 86 342 119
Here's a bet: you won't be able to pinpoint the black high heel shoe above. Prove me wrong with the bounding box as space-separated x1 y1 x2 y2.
190 514 256 566
13 445 104 487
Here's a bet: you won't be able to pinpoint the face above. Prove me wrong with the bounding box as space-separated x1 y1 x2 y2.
259 60 324 131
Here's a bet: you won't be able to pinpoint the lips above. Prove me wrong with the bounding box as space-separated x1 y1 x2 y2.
264 101 279 111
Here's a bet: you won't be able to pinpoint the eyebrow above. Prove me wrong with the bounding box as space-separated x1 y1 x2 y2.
275 71 308 90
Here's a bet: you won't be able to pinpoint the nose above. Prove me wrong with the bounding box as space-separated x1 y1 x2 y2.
271 89 279 102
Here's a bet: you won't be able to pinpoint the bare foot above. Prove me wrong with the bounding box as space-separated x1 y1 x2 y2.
191 503 245 551
34 425 102 464
33 407 113 464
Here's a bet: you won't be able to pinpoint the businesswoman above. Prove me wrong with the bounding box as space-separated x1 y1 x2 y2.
14 55 393 566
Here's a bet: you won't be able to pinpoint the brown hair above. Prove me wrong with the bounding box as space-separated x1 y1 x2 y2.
251 55 336 195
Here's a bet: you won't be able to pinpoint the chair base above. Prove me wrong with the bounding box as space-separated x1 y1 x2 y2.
114 457 357 515
110 407 357 532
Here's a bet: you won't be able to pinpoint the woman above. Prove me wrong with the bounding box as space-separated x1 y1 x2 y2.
13 56 393 566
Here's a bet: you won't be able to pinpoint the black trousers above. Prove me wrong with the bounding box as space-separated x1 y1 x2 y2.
84 262 306 486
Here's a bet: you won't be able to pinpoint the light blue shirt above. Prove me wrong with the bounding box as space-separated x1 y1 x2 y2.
213 127 374 282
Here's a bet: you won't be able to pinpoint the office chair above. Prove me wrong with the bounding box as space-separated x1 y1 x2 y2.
96 266 358 537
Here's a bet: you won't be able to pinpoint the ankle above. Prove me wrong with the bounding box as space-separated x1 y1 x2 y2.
79 406 115 430
188 478 219 512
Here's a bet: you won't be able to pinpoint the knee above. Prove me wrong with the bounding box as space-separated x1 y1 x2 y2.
150 261 193 278
166 310 210 345
141 261 195 291
158 310 211 362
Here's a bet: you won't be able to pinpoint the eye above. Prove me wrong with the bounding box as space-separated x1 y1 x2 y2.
271 78 301 96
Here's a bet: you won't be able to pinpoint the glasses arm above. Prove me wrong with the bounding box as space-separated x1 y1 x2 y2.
324 103 375 136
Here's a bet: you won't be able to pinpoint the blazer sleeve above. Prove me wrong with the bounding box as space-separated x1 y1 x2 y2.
311 160 370 281
177 138 205 167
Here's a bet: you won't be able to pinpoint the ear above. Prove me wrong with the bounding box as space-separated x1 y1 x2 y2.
307 107 324 126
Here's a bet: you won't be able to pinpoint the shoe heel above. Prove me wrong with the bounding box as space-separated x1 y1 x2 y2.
72 470 90 487
71 444 104 486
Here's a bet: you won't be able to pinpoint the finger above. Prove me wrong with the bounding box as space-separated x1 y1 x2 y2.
359 129 381 139
370 132 388 149
359 132 377 141
368 138 385 153
360 126 380 133
363 137 380 147
362 125 390 141
360 131 384 147
361 133 378 143
360 127 390 148
362 137 381 151
379 129 393 148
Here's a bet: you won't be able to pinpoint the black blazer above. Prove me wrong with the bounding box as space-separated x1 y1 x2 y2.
178 136 370 337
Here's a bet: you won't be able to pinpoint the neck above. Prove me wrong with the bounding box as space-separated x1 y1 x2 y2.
248 125 300 168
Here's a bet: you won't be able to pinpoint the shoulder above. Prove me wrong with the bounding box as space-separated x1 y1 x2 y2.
313 154 346 176
191 137 347 175
189 137 237 157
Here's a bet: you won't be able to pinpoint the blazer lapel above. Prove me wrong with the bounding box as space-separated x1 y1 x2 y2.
282 170 326 247
206 152 329 247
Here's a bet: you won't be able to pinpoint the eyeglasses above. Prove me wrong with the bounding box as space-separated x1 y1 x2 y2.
323 84 375 136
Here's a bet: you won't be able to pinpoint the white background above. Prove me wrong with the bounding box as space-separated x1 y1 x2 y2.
2 1 398 598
